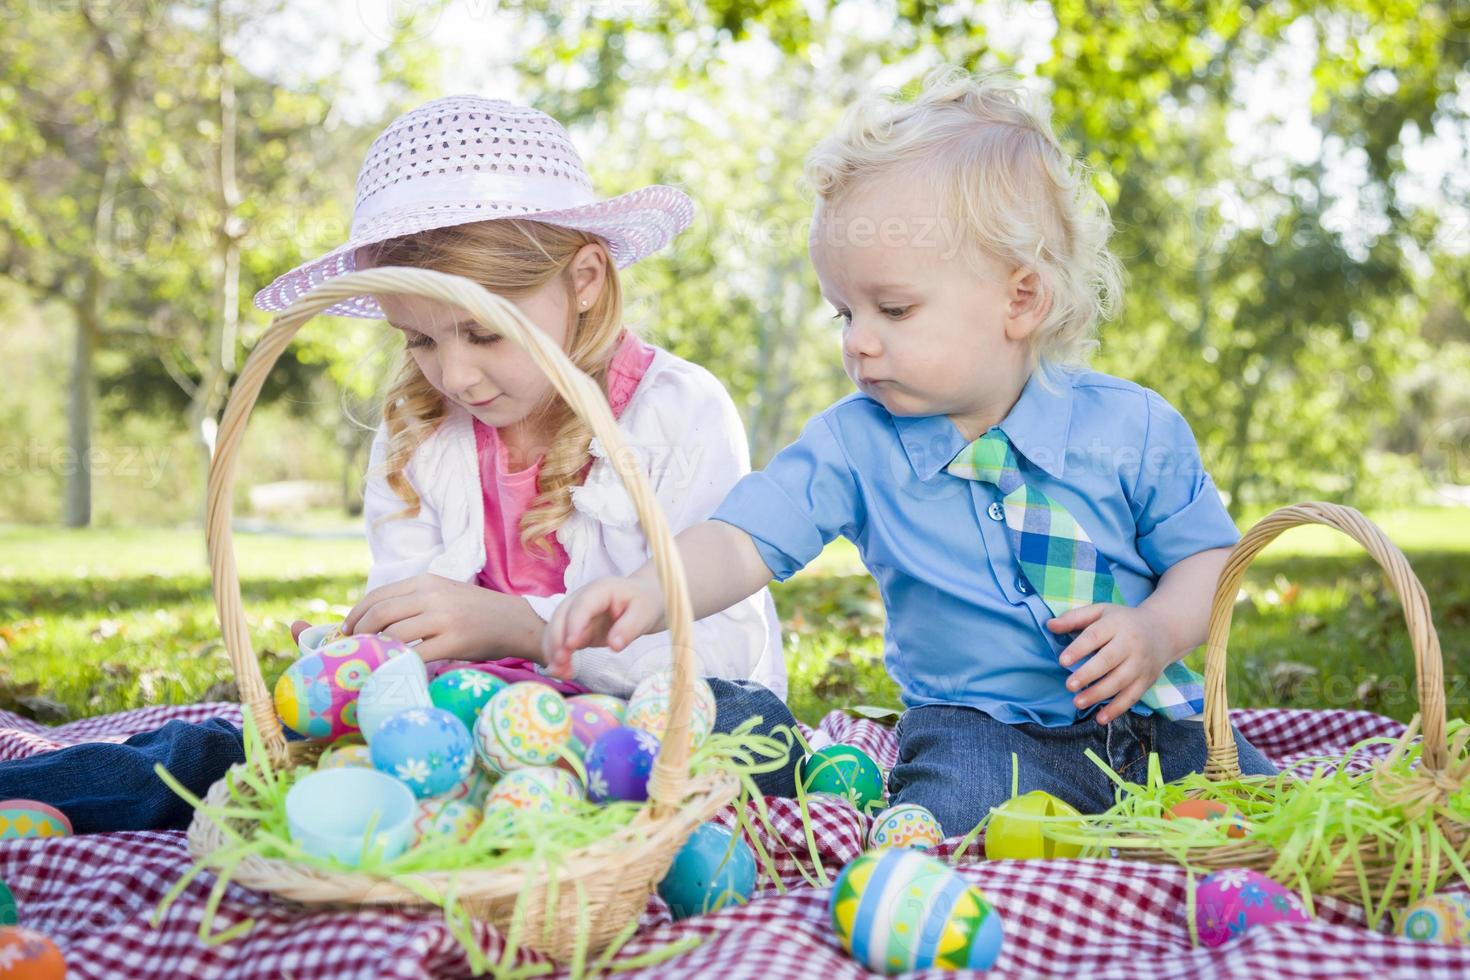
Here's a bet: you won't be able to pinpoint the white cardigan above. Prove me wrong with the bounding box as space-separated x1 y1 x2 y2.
361 346 788 700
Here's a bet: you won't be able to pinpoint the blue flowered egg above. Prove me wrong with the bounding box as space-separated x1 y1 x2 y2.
585 727 660 804
369 707 474 799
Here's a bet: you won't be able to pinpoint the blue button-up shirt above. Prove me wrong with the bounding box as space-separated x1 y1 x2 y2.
712 368 1240 726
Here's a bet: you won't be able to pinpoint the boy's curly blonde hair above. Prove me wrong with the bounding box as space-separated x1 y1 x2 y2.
804 67 1124 370
362 218 625 558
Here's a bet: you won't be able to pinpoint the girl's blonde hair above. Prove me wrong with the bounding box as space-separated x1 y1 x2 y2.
362 219 625 556
804 67 1124 369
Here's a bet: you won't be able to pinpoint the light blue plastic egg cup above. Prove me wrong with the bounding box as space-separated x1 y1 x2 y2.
285 767 416 867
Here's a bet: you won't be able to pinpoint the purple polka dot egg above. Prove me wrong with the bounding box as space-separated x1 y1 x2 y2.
625 670 715 747
585 727 661 804
369 707 474 799
1193 869 1311 947
565 694 625 762
274 634 409 739
474 682 572 775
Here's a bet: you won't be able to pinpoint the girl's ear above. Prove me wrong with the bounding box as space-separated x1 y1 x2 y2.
1004 266 1051 342
569 242 609 309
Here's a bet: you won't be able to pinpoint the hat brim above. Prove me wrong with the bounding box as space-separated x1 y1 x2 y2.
252 184 695 318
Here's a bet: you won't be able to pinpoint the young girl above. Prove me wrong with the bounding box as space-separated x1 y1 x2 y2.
545 69 1278 837
0 95 797 833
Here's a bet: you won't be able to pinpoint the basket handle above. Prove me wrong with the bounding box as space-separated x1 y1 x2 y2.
1201 502 1447 779
207 267 700 815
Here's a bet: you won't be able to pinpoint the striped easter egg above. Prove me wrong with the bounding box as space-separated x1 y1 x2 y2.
828 849 1003 974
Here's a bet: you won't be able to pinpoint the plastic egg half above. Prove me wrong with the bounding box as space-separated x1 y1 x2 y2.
273 634 408 739
429 668 506 734
657 822 757 920
1166 798 1247 839
625 670 716 747
369 707 474 799
868 803 945 851
984 791 1084 860
1194 869 1311 947
1400 892 1470 945
474 682 572 775
357 652 431 742
284 767 416 867
800 745 885 813
830 849 1003 974
585 727 661 804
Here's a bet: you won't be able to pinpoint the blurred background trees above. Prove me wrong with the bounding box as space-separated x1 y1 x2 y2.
1 0 1466 527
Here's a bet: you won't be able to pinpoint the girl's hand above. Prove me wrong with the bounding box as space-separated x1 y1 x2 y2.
342 574 525 663
542 576 666 679
1048 603 1177 725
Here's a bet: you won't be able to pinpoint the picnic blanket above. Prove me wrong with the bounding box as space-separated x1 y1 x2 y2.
2 704 1468 978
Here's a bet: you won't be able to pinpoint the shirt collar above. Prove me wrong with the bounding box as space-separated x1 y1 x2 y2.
892 368 1075 481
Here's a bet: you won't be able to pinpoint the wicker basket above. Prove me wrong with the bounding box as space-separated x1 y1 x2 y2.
1108 502 1468 903
186 266 740 960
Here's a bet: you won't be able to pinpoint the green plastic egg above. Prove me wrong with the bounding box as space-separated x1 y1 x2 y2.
983 790 1084 860
800 745 885 812
829 849 1004 973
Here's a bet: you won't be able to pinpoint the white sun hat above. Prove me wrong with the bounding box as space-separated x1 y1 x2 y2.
252 95 695 318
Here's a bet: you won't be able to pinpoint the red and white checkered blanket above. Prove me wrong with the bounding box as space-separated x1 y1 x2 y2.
2 704 1467 978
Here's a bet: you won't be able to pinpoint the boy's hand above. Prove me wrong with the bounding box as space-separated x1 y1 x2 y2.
1048 603 1176 725
543 576 666 679
342 574 513 663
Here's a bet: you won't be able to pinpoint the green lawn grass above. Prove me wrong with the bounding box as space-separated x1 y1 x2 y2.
2 507 1467 727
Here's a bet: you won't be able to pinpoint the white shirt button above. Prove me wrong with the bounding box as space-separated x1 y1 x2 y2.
986 501 1005 521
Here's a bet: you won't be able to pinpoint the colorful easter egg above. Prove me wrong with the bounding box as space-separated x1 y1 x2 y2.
0 879 16 927
357 652 431 742
984 791 1084 860
868 803 945 851
482 766 584 825
585 727 661 804
1400 892 1470 945
1166 798 1248 839
318 743 374 770
370 708 474 799
1193 869 1311 947
273 634 408 739
829 849 1003 974
284 767 416 867
564 695 625 763
800 745 885 813
441 768 496 810
572 693 626 724
411 797 483 845
0 800 72 840
474 682 572 775
625 670 716 747
657 822 757 920
0 927 65 980
429 668 507 734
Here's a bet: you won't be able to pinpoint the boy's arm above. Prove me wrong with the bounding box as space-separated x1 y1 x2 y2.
543 519 773 674
1135 546 1232 654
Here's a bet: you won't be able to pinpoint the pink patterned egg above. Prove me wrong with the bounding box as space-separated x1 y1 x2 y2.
572 693 626 724
473 682 572 775
274 634 409 739
1194 869 1311 947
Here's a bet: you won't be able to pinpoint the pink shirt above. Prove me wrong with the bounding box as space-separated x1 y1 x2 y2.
439 331 657 694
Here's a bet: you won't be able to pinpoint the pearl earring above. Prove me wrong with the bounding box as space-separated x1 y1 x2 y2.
580 299 589 309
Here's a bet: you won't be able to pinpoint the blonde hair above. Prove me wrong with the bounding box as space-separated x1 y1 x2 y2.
363 219 625 557
804 67 1124 370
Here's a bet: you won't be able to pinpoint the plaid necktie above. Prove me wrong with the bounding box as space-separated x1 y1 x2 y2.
946 428 1204 720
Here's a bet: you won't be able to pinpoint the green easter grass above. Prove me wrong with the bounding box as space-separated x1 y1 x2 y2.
153 714 804 977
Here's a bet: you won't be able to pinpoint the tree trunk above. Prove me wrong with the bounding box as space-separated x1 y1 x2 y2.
63 311 94 527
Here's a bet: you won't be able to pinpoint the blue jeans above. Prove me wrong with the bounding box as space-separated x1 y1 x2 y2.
888 705 1279 837
0 679 799 834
